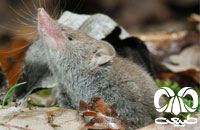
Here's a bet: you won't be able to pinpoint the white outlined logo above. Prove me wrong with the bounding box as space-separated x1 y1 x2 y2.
154 87 199 126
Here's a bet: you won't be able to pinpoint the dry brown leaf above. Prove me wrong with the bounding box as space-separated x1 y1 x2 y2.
161 45 200 84
157 72 176 79
136 31 199 60
178 69 200 84
0 38 29 85
91 97 118 118
135 31 200 86
79 97 124 130
162 45 200 72
136 31 187 43
188 13 200 22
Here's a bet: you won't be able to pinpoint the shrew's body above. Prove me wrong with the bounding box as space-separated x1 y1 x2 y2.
17 8 162 129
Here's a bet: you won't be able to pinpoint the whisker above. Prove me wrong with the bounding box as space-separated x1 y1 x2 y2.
38 0 42 8
32 0 38 11
62 0 74 24
16 31 37 36
0 44 30 53
73 0 84 13
43 0 47 10
0 25 25 33
52 0 61 18
8 69 23 84
21 0 34 16
19 9 37 22
53 0 60 18
14 18 36 27
57 0 63 18
0 21 36 30
8 5 35 24
0 26 37 42
58 7 63 18
46 0 52 16
0 49 29 57
58 0 68 19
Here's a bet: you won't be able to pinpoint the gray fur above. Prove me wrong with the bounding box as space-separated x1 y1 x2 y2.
13 10 162 129
40 23 162 129
13 39 55 100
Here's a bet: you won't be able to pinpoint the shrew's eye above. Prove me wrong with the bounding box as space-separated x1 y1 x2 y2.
68 37 73 41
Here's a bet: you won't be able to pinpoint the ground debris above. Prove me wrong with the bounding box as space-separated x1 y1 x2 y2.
188 13 200 22
79 97 125 130
162 45 200 84
136 30 200 86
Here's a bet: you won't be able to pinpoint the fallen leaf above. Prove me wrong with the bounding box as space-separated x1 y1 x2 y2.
79 97 124 130
162 45 200 84
0 38 29 86
162 45 200 72
136 31 199 60
188 13 200 22
178 69 200 84
91 96 118 118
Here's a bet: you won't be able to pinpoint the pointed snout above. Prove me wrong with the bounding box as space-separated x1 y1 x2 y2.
37 8 62 37
38 8 49 21
37 8 66 50
37 8 52 33
38 8 46 16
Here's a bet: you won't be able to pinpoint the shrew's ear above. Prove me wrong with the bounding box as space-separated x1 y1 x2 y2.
90 41 116 66
38 8 65 50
